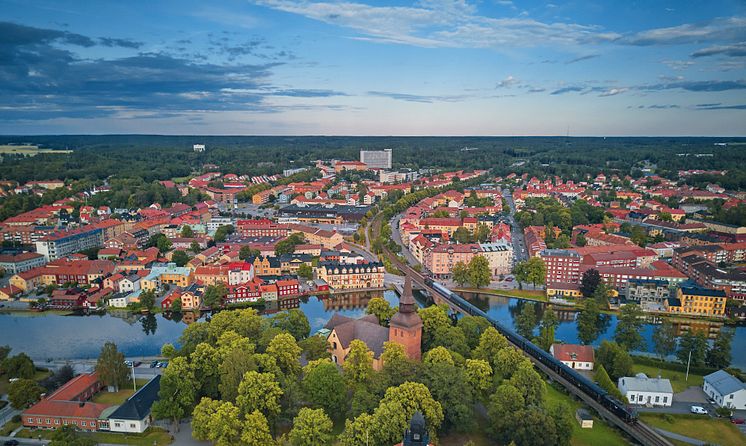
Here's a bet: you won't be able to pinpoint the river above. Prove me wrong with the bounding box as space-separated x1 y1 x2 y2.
1 290 744 370
461 292 746 370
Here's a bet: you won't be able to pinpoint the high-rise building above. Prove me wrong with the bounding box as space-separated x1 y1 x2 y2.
360 148 392 169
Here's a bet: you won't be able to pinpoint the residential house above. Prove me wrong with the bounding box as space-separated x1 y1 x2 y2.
107 376 161 433
618 373 673 407
549 344 594 370
703 370 746 410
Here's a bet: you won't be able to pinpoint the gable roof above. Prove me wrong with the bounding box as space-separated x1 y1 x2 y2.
704 370 746 396
108 375 161 421
326 312 388 358
551 344 594 363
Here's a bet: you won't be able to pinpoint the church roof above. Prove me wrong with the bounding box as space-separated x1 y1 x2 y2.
390 276 423 329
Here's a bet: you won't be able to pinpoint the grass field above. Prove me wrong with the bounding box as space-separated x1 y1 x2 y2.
16 427 173 445
0 369 51 396
632 361 704 393
640 413 744 446
545 385 629 446
0 420 21 436
92 378 152 405
0 144 72 156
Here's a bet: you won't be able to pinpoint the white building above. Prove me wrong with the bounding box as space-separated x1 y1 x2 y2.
118 275 141 293
618 373 673 407
549 344 594 370
107 375 161 433
360 148 392 169
478 242 514 276
193 144 205 152
207 217 234 233
703 370 746 410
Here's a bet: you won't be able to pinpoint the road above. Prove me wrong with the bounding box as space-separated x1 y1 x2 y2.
502 188 528 262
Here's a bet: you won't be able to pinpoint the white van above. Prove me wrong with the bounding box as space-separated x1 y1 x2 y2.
690 406 708 415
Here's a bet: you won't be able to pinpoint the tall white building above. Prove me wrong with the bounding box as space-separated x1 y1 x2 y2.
193 144 206 152
360 148 392 169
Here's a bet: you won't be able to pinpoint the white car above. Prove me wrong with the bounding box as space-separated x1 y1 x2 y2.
690 406 708 415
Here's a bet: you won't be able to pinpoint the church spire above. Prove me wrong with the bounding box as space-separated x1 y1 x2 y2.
399 275 416 313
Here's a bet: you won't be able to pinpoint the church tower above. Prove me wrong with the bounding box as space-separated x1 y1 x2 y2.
389 276 423 361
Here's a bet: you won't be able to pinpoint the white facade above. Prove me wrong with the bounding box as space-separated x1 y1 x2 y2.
360 148 392 169
109 417 149 434
193 144 205 152
207 217 234 233
108 294 132 308
618 374 673 407
118 276 141 293
703 370 746 410
479 242 514 276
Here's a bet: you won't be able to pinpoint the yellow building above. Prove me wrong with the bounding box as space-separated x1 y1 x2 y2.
666 287 726 317
546 283 583 299
141 264 193 291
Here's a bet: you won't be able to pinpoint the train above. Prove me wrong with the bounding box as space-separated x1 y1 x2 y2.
424 278 638 424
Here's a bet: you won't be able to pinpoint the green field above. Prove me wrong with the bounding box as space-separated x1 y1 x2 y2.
0 369 51 396
91 378 151 405
641 413 744 446
0 144 73 156
16 427 173 445
545 385 629 446
632 361 704 393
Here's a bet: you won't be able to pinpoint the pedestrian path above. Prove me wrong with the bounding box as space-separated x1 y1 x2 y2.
654 428 709 446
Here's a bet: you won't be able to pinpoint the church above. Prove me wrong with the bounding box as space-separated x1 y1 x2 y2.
325 276 423 369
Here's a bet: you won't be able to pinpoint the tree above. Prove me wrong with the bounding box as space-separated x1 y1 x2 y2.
513 261 528 290
509 362 545 407
592 281 612 307
202 283 228 308
457 316 490 350
219 346 257 403
297 263 313 280
236 371 283 420
240 245 261 261
299 335 330 361
271 309 311 341
452 261 469 287
275 233 305 255
289 408 334 446
494 346 530 380
468 255 491 288
192 398 243 446
170 297 183 313
417 305 451 350
594 364 625 401
487 383 525 443
181 225 194 238
630 225 648 247
8 378 43 409
453 226 473 244
523 257 546 288
190 240 201 253
575 232 587 247
537 308 559 351
579 269 601 297
515 302 538 339
148 233 172 253
596 341 633 380
214 225 234 243
3 352 35 379
161 343 177 359
266 332 302 377
152 356 196 431
380 342 416 389
343 340 374 386
652 320 677 360
49 425 96 446
465 359 493 397
139 289 156 311
706 328 734 369
241 410 276 446
422 348 474 432
577 299 601 345
171 250 190 267
95 342 129 392
473 326 509 370
614 304 645 351
301 359 346 416
191 343 221 400
366 297 397 326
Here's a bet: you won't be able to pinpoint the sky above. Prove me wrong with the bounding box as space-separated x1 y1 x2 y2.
1 0 745 136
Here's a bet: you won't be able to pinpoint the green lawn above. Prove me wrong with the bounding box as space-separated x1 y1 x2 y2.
17 427 173 445
632 362 703 393
545 385 629 446
92 379 151 405
640 413 744 446
0 420 21 436
0 369 51 395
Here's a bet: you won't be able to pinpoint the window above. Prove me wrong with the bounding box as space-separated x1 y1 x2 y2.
655 396 659 403
27 418 33 423
55 420 59 425
81 421 86 427
663 396 668 403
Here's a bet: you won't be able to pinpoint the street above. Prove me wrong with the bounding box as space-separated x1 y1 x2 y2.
502 188 528 262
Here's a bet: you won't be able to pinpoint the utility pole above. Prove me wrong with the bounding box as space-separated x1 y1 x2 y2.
685 349 692 382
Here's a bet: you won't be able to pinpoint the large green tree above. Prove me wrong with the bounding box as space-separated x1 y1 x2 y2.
614 304 645 351
706 328 734 369
152 356 196 431
652 320 677 360
95 342 130 392
515 302 538 339
289 408 334 446
8 378 44 409
676 329 708 367
301 359 346 416
236 371 283 421
366 297 397 326
577 299 602 345
452 261 469 287
468 255 491 288
271 309 311 341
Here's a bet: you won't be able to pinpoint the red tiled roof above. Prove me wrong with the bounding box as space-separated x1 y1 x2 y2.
551 344 594 363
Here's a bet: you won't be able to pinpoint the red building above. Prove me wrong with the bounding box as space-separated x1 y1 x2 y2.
276 278 300 297
23 372 109 431
236 219 290 237
541 249 582 285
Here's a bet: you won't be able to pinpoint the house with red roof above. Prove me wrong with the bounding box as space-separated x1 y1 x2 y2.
550 344 595 370
22 372 108 431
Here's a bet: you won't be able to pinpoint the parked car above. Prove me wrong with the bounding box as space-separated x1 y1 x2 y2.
4 440 20 446
730 417 744 425
124 360 133 367
150 360 159 368
690 406 708 415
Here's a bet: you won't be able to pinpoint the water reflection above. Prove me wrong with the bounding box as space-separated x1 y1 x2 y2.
460 291 745 369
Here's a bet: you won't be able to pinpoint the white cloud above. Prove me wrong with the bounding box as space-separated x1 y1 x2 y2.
496 75 520 88
598 88 627 97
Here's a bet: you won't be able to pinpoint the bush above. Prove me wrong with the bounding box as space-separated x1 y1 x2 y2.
662 414 674 423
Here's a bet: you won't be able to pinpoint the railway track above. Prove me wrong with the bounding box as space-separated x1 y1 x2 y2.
370 213 672 446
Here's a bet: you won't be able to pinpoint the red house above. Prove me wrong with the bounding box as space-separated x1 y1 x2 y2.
23 372 109 431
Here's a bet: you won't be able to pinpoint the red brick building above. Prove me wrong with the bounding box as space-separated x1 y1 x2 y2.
23 372 109 431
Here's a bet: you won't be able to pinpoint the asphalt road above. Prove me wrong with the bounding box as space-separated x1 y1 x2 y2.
502 188 528 262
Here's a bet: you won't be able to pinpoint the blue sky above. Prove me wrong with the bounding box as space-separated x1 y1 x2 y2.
1 0 745 135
